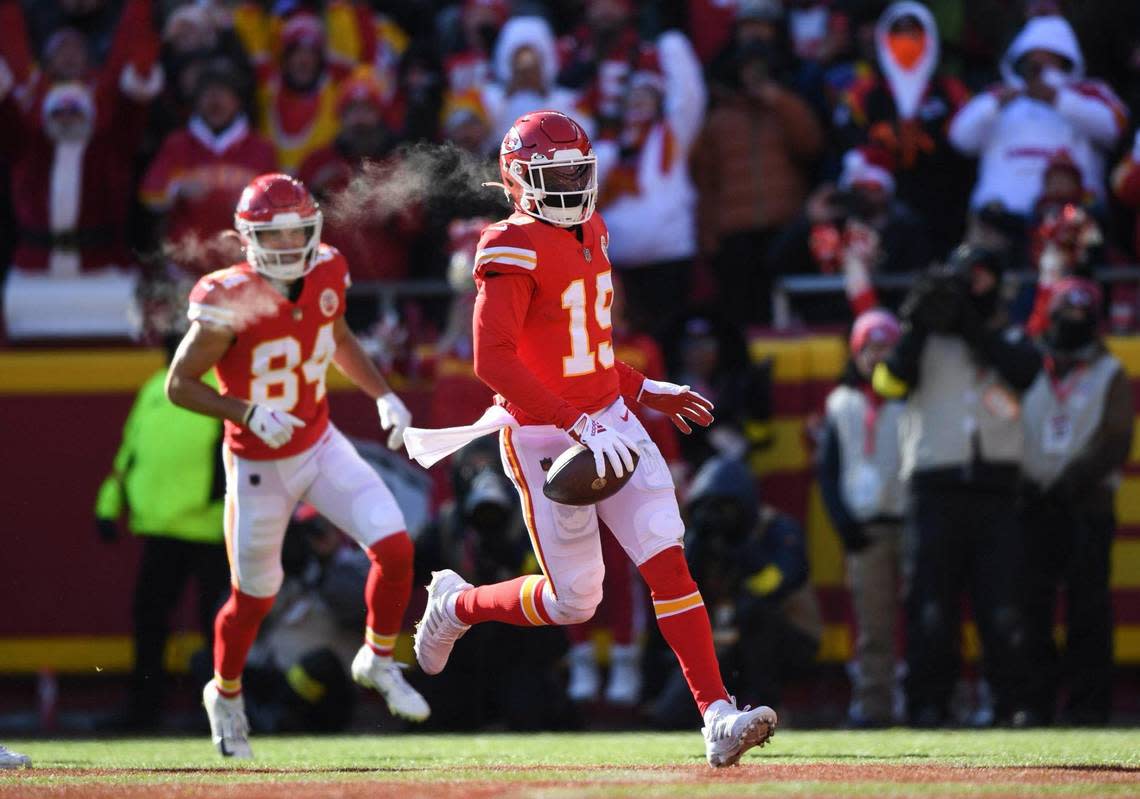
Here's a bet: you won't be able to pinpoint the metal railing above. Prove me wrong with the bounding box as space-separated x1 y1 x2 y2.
770 266 1140 331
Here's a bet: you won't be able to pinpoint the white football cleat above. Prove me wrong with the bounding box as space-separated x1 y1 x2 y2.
414 570 472 675
351 645 431 722
0 745 30 768
202 681 252 759
702 698 777 768
604 643 642 706
566 641 600 702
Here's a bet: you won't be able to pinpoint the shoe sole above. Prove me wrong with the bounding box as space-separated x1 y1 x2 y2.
710 718 776 768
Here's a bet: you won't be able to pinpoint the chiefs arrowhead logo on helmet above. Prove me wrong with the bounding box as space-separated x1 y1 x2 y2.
494 110 597 228
234 173 323 281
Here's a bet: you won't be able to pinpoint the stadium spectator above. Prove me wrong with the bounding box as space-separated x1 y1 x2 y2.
298 71 422 293
594 31 707 339
94 329 228 730
704 0 792 96
140 59 275 273
1019 277 1133 726
556 0 649 137
874 245 1042 727
649 456 821 727
692 39 824 328
481 16 586 149
1023 203 1103 337
1 80 155 339
818 309 906 728
834 2 973 254
439 0 508 96
948 15 1128 217
766 145 933 324
235 12 350 172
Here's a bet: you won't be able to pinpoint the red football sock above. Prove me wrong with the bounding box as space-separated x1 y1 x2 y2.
213 588 275 697
454 574 554 626
638 546 728 716
364 532 414 657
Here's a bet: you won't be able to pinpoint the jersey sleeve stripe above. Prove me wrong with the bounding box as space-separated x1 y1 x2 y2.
188 302 237 327
478 246 537 259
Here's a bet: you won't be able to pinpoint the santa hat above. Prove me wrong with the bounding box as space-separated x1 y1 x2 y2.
849 308 901 353
628 49 664 93
42 81 95 123
839 146 896 194
281 14 324 50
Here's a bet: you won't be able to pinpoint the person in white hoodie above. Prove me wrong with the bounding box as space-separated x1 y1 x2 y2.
480 15 587 150
593 30 707 337
949 15 1128 217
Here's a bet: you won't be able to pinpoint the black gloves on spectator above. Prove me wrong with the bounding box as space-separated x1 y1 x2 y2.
900 271 966 335
95 518 119 542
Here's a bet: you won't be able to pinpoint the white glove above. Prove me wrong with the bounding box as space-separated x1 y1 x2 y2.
244 404 305 449
569 413 636 479
376 391 412 450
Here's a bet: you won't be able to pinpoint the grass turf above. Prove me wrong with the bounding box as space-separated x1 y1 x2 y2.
2 730 1139 796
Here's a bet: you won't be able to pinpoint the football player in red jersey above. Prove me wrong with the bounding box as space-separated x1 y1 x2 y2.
408 111 777 767
166 173 428 758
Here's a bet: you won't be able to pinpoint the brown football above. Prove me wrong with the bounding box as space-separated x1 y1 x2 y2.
542 443 639 506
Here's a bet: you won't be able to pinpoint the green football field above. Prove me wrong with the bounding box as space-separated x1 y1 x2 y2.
2 729 1139 797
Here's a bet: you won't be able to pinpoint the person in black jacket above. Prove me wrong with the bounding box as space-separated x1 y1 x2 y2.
874 244 1043 727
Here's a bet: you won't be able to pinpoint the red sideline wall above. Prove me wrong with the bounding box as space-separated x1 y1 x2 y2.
1 339 1139 672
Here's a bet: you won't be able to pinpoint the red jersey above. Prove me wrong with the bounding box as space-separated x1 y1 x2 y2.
140 121 277 265
473 212 639 428
188 245 350 459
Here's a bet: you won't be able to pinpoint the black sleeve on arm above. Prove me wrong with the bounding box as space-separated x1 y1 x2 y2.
974 328 1043 392
881 323 926 388
816 417 868 552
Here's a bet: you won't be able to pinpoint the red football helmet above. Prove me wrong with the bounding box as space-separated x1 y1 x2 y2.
493 110 597 227
234 173 323 281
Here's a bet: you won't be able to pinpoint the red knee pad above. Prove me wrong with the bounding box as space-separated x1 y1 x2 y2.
637 546 697 600
367 531 413 575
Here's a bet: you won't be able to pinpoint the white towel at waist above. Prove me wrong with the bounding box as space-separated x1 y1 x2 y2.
404 405 519 468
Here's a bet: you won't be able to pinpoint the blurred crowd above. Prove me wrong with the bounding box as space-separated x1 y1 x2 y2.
2 0 1140 343
6 0 1140 734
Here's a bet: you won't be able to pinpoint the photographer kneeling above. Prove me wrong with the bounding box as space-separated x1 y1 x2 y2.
874 245 1042 727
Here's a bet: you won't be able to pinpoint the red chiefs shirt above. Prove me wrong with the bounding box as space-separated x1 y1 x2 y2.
140 119 277 262
187 245 350 459
473 212 644 428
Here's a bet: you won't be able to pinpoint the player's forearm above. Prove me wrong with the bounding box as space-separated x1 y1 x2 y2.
332 332 391 400
474 342 582 429
166 372 249 425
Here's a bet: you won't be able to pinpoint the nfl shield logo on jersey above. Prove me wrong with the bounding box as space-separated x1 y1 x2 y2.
320 288 339 317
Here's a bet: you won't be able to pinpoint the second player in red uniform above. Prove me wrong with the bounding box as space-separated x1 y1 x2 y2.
409 111 777 767
166 173 427 758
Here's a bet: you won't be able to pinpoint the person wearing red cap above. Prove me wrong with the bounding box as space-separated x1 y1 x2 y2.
817 308 906 727
1019 277 1133 725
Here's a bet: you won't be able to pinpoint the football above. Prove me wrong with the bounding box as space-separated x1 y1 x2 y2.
542 443 639 506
